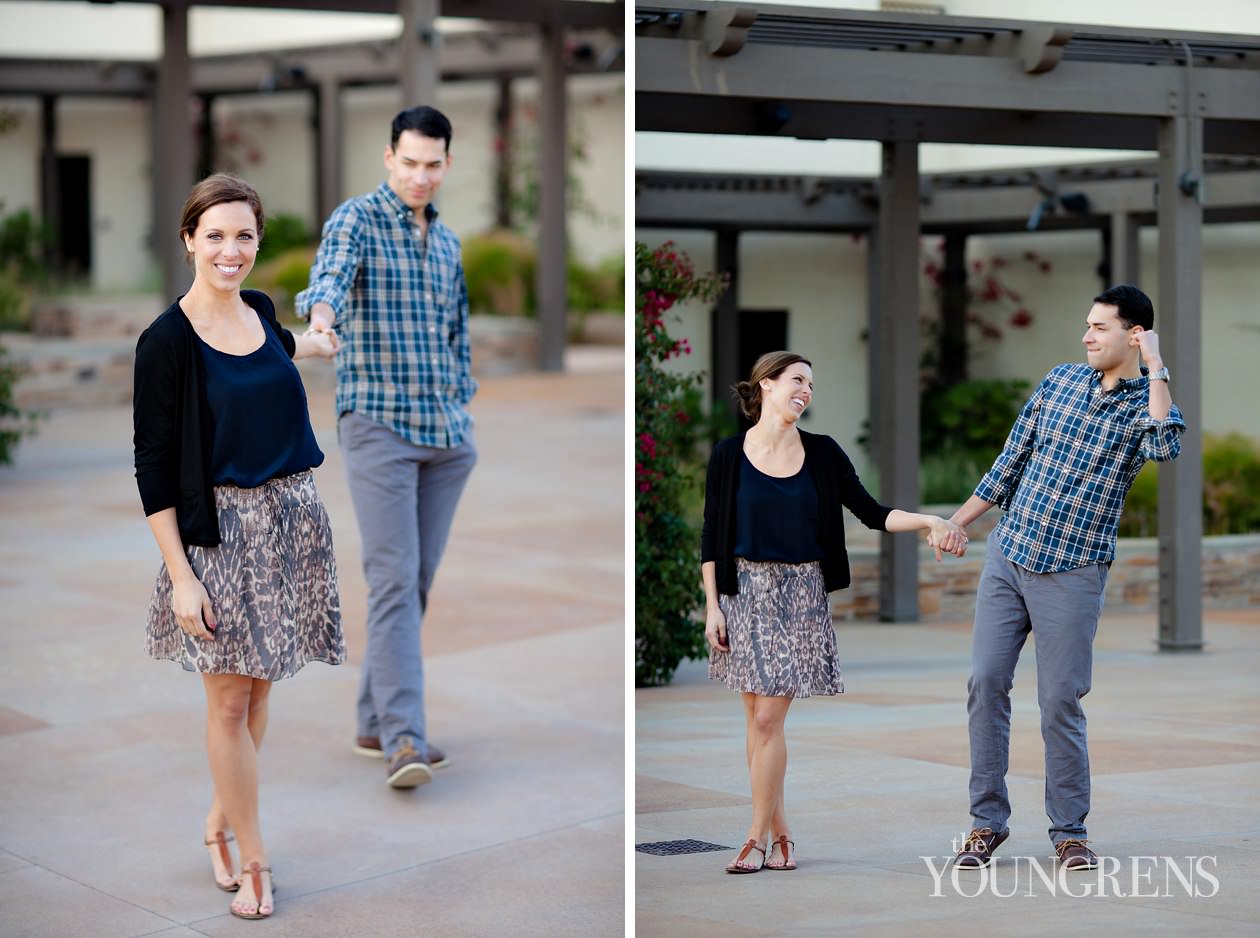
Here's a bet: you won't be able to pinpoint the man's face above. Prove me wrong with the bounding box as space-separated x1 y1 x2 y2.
384 130 451 213
1082 302 1138 373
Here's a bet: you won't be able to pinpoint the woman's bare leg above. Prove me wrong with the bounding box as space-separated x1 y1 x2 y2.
727 693 792 870
202 674 273 916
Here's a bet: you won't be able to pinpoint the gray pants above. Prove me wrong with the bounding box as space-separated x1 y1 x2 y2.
339 412 476 760
967 545 1108 844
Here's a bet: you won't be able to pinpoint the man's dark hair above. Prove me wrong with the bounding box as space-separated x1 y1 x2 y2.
1093 284 1154 331
390 105 453 152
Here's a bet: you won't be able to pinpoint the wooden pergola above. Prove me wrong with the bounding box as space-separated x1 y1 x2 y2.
637 1 1260 647
2 0 624 370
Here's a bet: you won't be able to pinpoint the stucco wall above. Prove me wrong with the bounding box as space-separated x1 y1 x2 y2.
637 223 1260 477
2 71 623 292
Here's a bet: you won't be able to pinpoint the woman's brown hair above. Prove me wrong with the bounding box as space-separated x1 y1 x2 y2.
178 174 265 253
732 351 812 422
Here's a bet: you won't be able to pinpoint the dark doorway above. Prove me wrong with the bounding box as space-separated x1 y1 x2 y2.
737 308 788 386
55 155 91 280
733 308 789 428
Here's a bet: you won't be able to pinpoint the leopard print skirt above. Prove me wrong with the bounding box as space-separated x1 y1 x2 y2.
709 558 843 698
145 470 345 681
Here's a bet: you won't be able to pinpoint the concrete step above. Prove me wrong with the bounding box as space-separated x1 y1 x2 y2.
4 333 137 409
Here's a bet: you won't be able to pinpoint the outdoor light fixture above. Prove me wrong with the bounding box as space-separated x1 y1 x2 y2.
1026 187 1092 230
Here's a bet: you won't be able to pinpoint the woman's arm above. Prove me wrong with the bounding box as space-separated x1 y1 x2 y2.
145 508 217 640
701 560 727 652
292 330 338 361
884 509 968 561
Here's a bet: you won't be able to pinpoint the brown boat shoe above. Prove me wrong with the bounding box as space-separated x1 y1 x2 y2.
954 827 1010 869
1055 838 1098 870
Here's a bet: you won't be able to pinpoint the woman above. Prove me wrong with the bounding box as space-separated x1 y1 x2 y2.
133 174 344 920
701 351 966 874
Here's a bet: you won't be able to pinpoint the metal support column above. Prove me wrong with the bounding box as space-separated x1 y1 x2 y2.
1156 115 1204 651
712 227 740 422
399 0 439 107
876 141 921 621
1109 211 1141 287
314 76 342 226
153 0 193 301
536 17 567 371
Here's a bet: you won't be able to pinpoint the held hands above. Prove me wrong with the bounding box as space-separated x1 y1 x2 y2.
171 575 217 640
704 606 729 653
925 517 968 561
301 324 340 359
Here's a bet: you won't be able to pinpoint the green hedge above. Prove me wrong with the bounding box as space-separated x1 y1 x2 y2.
1120 433 1260 536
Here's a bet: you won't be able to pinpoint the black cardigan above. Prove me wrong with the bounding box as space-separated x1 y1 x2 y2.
701 429 893 595
132 290 296 547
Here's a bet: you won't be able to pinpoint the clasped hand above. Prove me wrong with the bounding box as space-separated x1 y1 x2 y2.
926 517 968 560
301 325 339 359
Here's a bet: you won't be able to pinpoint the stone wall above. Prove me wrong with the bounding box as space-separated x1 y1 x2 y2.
831 534 1260 622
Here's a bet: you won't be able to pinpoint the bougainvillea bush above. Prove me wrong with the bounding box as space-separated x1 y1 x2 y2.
635 241 725 687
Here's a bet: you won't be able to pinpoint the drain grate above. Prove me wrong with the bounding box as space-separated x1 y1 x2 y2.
635 839 731 856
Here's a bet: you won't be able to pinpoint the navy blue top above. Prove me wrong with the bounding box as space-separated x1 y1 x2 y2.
733 452 823 564
196 314 323 487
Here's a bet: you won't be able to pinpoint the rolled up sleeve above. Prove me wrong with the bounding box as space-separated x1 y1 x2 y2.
295 203 363 324
1137 403 1186 463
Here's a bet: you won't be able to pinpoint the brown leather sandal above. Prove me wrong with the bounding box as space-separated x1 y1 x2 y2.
724 839 766 874
229 862 275 920
203 831 239 892
766 835 797 870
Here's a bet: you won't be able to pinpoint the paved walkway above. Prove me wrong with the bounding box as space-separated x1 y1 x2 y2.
0 348 624 938
637 595 1260 936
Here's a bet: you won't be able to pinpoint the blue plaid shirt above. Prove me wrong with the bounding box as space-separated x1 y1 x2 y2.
296 183 477 448
975 362 1185 573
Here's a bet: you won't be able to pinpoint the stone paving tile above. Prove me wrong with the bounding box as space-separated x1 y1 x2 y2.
0 353 624 938
637 608 1260 935
0 865 177 938
181 823 623 938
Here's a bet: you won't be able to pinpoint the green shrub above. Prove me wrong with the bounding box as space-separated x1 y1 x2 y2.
922 378 1028 458
0 209 51 286
463 230 535 315
0 344 39 465
257 213 313 265
464 230 618 319
1119 433 1260 536
0 269 29 332
1204 433 1260 533
247 246 315 318
274 251 316 303
920 443 994 505
635 241 726 687
597 252 625 306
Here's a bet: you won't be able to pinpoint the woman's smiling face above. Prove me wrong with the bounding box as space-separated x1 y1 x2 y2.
184 200 259 290
761 361 814 421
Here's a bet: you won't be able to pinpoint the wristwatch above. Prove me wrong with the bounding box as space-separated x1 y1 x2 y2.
1148 366 1169 382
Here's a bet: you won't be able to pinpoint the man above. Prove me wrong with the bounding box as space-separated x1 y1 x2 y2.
297 105 477 789
949 284 1184 870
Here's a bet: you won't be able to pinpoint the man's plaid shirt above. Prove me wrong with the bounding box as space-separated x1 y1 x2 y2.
975 362 1185 574
296 183 477 449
